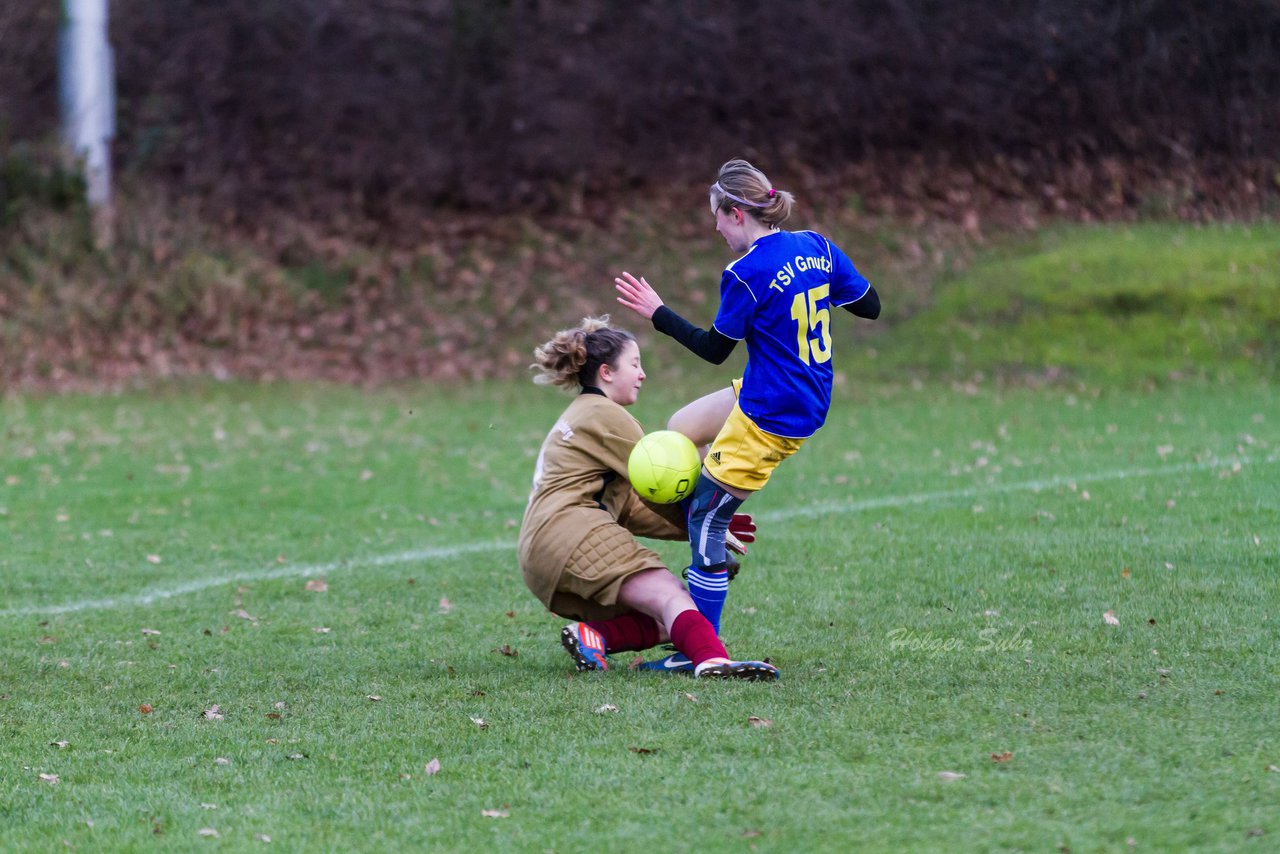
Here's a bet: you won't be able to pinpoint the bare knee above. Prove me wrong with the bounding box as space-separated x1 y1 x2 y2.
617 568 696 631
666 408 705 444
668 388 735 448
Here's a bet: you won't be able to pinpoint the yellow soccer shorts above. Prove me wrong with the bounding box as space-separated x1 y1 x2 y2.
703 379 805 492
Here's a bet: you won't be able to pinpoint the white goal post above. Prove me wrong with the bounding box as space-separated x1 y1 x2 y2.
59 0 115 212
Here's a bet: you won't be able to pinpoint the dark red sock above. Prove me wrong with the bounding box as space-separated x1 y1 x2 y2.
585 611 661 653
669 609 729 667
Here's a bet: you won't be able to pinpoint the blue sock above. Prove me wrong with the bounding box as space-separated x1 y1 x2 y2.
684 475 744 633
686 565 731 634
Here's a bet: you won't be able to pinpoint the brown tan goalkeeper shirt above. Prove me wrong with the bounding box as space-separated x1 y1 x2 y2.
518 390 685 609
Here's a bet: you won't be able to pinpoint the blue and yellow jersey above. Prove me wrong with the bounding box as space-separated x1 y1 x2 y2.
712 230 870 438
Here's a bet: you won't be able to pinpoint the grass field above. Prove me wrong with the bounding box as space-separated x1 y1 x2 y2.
3 222 1279 851
872 222 1280 385
2 376 1276 852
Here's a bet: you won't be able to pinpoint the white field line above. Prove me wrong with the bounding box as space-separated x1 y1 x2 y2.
1 542 507 619
4 453 1271 619
762 454 1272 522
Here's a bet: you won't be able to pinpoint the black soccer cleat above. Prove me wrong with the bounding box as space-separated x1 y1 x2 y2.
693 658 780 681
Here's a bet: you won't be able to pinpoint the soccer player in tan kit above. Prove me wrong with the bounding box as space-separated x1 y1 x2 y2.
519 316 778 680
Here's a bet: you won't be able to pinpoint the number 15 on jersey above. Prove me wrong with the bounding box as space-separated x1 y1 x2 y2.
790 283 832 365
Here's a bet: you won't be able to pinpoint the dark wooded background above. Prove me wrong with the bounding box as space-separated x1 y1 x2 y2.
4 0 1277 223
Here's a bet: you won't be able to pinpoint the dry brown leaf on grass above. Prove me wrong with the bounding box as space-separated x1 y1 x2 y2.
214 757 232 766
51 740 69 749
39 773 59 785
367 695 382 702
748 716 773 728
231 608 257 622
629 746 657 754
304 579 328 592
595 704 618 714
424 758 441 776
139 703 154 714
202 705 225 720
481 809 509 818
991 751 1014 763
470 717 489 729
494 645 518 657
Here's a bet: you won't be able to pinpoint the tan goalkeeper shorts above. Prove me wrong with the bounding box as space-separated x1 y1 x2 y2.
544 523 667 622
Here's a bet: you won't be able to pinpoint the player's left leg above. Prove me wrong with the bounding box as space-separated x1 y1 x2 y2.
684 473 747 634
553 527 671 672
562 611 665 672
686 404 802 634
619 568 778 680
667 386 736 455
581 611 661 654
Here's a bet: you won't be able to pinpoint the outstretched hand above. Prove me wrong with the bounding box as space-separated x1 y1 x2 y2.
614 271 664 320
726 513 756 556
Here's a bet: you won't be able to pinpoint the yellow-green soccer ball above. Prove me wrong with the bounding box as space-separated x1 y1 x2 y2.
628 430 701 504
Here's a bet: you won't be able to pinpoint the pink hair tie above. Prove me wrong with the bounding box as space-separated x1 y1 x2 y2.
768 188 776 197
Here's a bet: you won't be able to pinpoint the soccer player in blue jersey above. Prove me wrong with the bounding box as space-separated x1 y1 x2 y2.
615 158 881 651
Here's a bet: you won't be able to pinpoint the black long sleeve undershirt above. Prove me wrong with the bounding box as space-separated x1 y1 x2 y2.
845 285 881 319
651 284 881 364
652 305 737 364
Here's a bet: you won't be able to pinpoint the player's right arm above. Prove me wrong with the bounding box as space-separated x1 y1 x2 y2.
615 270 737 364
614 271 664 319
651 305 737 364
